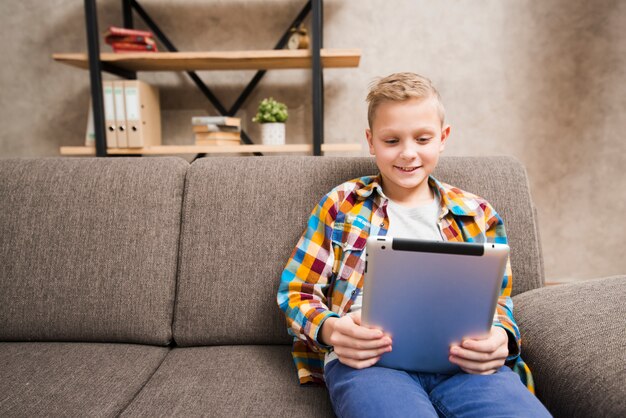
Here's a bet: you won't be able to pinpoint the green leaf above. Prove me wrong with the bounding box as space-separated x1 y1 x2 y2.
253 97 289 123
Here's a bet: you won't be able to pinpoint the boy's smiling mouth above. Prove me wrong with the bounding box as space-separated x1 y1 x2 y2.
394 165 421 173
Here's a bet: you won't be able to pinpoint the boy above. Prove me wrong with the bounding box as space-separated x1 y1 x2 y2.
277 73 551 417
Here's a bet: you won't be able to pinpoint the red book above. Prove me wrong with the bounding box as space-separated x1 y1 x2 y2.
105 35 156 46
104 26 153 39
111 42 158 52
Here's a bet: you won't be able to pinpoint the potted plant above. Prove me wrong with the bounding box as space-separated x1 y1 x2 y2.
252 97 288 145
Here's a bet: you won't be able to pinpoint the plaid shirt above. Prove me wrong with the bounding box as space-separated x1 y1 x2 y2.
277 174 534 393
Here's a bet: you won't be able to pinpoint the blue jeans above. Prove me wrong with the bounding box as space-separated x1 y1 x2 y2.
324 360 551 418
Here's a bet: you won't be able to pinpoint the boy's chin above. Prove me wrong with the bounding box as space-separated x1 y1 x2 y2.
394 170 425 181
384 176 429 191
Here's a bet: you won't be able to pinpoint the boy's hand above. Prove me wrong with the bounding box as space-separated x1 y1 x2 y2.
320 311 392 369
448 326 509 374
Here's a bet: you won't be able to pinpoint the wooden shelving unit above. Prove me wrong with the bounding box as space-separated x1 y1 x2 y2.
61 0 359 158
53 49 361 72
60 143 362 156
54 48 362 155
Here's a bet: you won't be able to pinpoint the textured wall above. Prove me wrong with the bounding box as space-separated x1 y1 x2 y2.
0 0 624 282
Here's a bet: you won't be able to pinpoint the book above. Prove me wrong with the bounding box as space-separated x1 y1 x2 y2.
104 26 153 38
192 124 240 134
195 131 241 142
191 116 240 128
195 138 242 146
105 35 156 46
111 42 158 52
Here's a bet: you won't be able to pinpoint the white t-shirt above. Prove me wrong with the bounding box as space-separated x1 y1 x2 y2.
325 196 443 366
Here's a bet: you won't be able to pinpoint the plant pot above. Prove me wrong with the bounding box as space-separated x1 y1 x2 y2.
260 122 285 145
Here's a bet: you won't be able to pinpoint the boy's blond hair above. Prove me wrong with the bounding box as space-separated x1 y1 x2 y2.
366 72 445 128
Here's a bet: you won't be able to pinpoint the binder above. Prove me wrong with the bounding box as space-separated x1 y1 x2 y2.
112 80 128 148
123 80 161 148
103 81 117 148
84 82 117 147
85 101 95 147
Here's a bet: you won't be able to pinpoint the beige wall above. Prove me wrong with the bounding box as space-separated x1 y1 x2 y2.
1 0 624 282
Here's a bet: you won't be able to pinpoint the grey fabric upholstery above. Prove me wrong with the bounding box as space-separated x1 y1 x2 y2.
0 157 188 345
0 342 168 417
173 156 543 346
120 345 334 417
513 276 626 417
173 156 378 346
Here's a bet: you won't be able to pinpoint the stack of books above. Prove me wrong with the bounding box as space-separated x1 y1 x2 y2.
192 116 241 146
104 26 158 53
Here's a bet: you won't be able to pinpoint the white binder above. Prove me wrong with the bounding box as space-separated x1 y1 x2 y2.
84 82 117 148
112 80 128 148
103 81 117 148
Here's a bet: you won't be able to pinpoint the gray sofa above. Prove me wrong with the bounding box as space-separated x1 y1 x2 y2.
0 156 624 417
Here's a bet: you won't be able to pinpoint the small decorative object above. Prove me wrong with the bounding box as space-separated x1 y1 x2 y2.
253 98 288 145
287 25 310 50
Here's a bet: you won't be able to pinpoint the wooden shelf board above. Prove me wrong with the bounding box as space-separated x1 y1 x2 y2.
53 49 361 71
60 143 362 155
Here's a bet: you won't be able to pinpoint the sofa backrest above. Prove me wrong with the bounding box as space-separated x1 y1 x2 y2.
0 157 187 345
173 155 544 346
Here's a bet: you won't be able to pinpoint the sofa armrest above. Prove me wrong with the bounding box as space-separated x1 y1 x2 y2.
512 275 626 417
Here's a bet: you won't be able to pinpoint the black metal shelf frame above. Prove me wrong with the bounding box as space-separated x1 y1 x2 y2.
84 0 325 158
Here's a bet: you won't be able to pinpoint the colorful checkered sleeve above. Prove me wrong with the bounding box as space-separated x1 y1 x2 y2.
277 192 340 353
483 203 521 361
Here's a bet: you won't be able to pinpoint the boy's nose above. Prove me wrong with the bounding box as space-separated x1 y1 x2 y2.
399 144 418 160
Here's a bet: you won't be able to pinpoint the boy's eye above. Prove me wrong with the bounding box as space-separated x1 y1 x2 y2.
383 138 399 144
417 137 432 143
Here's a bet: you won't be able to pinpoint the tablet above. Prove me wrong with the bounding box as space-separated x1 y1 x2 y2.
361 236 509 374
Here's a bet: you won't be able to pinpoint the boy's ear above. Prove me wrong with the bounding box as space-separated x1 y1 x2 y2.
439 125 451 152
366 128 375 155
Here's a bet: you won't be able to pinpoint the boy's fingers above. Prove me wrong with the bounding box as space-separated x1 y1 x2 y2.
450 345 507 362
339 356 381 370
348 311 386 336
331 332 392 350
449 355 504 374
461 335 506 353
338 318 385 340
335 345 392 362
349 310 362 325
346 325 384 340
459 339 493 352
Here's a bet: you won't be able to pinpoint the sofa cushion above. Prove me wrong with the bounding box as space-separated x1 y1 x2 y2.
0 157 187 344
513 276 626 417
120 345 334 417
174 156 543 346
173 156 379 346
0 342 168 417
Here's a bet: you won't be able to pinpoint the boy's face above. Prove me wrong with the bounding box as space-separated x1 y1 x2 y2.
366 97 450 204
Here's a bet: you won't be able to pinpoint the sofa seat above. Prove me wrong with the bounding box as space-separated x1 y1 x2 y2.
0 342 169 417
121 345 334 417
